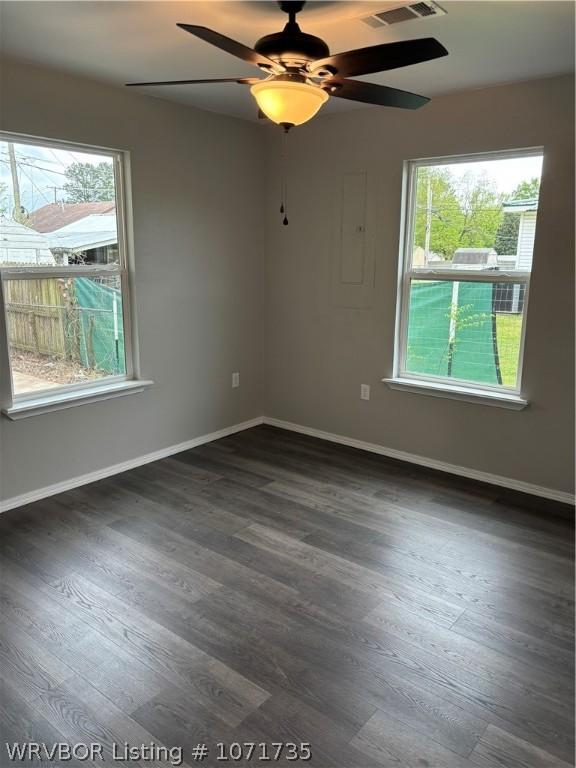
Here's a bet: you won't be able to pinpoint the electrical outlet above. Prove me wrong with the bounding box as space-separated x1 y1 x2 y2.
360 384 370 400
232 372 240 388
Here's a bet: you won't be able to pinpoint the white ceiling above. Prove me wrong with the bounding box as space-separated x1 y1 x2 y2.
1 1 574 121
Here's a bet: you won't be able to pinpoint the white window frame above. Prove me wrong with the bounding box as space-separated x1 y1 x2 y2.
388 147 543 407
0 131 151 418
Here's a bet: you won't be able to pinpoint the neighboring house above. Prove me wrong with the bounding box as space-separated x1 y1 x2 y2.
28 202 117 264
29 201 115 232
496 197 539 313
45 213 118 264
0 215 55 265
502 197 538 271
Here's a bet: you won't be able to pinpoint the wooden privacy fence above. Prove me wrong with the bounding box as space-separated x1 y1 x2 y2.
4 277 125 374
4 278 80 360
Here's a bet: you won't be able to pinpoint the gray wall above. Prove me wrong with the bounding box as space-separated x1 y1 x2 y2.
0 57 265 502
263 75 575 496
1 61 573 504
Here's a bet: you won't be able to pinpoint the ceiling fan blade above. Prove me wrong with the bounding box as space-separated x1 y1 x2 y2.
325 79 429 109
310 38 447 78
177 24 284 72
126 77 260 87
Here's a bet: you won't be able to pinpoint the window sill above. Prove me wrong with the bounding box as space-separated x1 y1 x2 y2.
2 379 154 421
382 378 528 410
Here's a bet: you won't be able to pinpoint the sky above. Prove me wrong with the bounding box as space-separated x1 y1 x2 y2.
0 141 113 214
431 155 543 195
1 140 543 216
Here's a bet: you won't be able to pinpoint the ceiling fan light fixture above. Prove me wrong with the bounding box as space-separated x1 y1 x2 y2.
250 79 328 126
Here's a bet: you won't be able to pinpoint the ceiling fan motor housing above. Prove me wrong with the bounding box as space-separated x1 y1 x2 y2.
254 23 330 70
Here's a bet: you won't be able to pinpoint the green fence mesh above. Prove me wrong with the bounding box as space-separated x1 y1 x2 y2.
406 280 500 385
75 278 125 375
72 278 499 384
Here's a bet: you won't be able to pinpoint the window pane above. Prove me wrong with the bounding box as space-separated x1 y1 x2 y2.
405 280 524 389
0 140 118 267
5 275 126 396
410 155 542 272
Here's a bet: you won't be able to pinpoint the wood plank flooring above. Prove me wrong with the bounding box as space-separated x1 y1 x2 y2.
1 425 574 767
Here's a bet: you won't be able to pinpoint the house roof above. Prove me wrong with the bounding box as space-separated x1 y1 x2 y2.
46 213 117 251
503 197 539 213
0 215 55 265
28 201 115 233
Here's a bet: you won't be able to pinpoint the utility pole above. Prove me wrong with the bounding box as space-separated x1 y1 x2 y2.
48 186 60 204
7 143 29 225
424 174 432 262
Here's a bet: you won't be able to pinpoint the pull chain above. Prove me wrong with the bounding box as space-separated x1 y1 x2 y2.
280 124 290 225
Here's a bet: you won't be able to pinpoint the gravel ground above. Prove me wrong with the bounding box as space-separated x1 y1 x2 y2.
11 350 105 386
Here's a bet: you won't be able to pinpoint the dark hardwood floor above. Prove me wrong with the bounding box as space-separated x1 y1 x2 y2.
1 425 574 767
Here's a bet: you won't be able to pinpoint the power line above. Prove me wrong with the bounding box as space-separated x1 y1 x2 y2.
0 158 68 176
17 164 52 206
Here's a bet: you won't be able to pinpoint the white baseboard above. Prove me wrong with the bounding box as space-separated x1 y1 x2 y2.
0 416 264 513
263 417 575 506
2 413 573 512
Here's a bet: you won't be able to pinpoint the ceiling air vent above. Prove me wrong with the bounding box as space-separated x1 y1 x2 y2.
410 1 440 16
360 1 446 28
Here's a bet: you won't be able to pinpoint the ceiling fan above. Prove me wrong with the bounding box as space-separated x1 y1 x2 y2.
126 0 448 129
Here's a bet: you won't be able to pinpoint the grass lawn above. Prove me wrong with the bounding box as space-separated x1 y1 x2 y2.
496 313 522 387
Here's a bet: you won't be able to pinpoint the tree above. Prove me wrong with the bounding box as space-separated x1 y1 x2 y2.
413 169 504 259
63 162 114 203
455 172 504 250
494 177 540 255
512 177 540 200
494 213 520 255
413 168 463 258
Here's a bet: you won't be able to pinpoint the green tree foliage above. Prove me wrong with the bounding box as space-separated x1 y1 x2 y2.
513 177 540 200
63 162 115 203
494 214 520 255
413 168 463 258
456 172 504 250
494 177 540 255
414 169 539 260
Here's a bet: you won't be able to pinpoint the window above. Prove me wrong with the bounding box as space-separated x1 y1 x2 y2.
0 132 145 416
392 149 543 403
